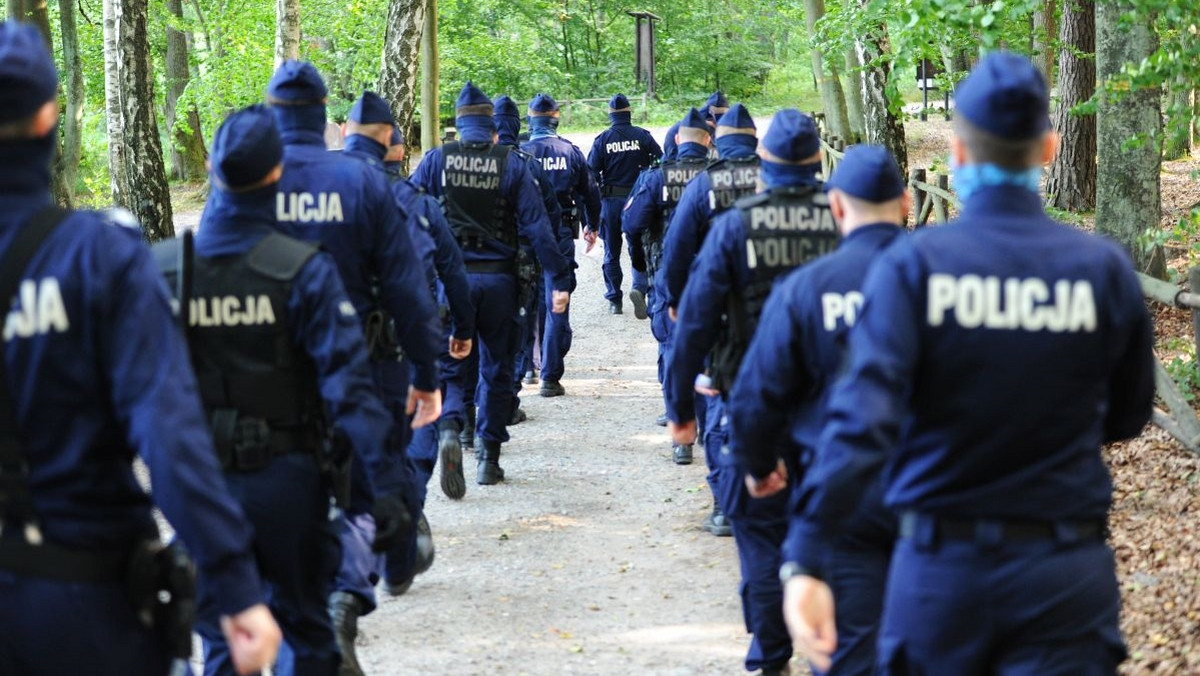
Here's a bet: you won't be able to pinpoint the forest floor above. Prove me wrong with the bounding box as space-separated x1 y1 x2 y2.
173 118 1200 675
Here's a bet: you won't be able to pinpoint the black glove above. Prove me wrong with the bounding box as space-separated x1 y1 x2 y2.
371 494 413 553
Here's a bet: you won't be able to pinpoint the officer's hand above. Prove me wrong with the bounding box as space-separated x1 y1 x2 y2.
371 494 413 553
220 603 282 676
783 576 837 673
668 419 697 445
583 228 597 253
745 460 788 498
668 306 677 322
551 290 570 314
407 387 443 429
449 337 473 360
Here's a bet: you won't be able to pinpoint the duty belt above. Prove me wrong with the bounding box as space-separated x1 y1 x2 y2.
899 511 1106 545
601 184 633 198
465 259 517 275
210 411 321 472
0 538 128 583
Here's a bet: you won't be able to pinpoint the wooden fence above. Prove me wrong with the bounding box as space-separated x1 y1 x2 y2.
812 112 1200 454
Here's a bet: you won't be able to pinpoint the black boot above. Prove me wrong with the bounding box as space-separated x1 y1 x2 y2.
384 514 436 597
329 591 365 676
438 419 465 500
477 440 505 485
460 405 476 452
703 502 732 537
673 443 693 465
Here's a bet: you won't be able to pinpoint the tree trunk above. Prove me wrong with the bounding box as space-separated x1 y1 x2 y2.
420 0 439 153
378 0 426 163
1095 1 1160 273
1163 79 1192 161
853 20 908 177
114 0 174 240
801 0 850 141
1031 0 1056 89
1046 0 1095 211
54 0 83 208
843 47 865 139
5 0 19 19
274 0 300 67
165 0 205 181
102 0 129 205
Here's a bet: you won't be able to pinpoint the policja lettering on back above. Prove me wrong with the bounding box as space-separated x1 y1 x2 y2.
744 196 838 271
605 140 641 154
2 278 69 340
444 153 503 190
186 294 277 328
926 274 1097 332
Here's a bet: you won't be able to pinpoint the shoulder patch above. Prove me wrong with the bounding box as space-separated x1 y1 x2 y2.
247 232 320 281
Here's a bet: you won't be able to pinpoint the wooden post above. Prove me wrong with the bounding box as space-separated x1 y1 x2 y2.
1190 267 1200 355
834 139 845 173
911 168 927 228
420 0 439 151
934 173 949 222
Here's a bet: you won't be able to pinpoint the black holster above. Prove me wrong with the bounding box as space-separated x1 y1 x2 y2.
322 434 353 510
363 309 402 362
516 249 538 318
125 539 196 661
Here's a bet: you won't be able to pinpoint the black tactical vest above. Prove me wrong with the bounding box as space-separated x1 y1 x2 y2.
442 141 517 250
706 157 761 218
155 233 325 465
658 157 709 229
709 186 840 395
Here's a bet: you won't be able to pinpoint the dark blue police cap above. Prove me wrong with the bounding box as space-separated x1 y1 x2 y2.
609 94 631 111
825 144 905 202
349 91 394 125
679 108 709 134
761 109 820 163
267 60 328 105
716 103 756 136
529 93 559 116
390 126 404 147
705 91 729 109
0 22 58 125
955 51 1050 140
211 105 282 190
493 95 521 119
456 81 493 117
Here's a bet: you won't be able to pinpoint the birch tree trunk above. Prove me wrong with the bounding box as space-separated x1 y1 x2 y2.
853 20 907 176
1096 1 1160 273
102 0 129 205
801 0 850 140
110 0 174 240
55 0 84 208
379 0 427 160
1046 0 1096 211
274 0 300 67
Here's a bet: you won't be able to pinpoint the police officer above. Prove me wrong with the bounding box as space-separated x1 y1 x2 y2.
265 61 442 675
667 110 837 676
658 103 759 536
658 91 727 165
412 82 572 485
0 22 280 676
156 105 413 676
342 91 476 594
784 53 1154 675
587 94 662 316
728 145 909 676
522 93 601 397
623 108 711 463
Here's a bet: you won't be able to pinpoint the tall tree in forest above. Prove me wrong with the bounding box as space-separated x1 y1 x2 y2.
802 0 850 140
378 0 427 159
843 48 865 139
54 0 83 207
1162 80 1192 160
420 0 439 152
275 0 300 66
852 12 907 176
104 0 174 240
1046 0 1095 211
165 0 205 180
1031 0 1056 89
1095 1 1160 273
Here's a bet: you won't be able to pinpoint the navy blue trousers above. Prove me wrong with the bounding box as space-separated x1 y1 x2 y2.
0 572 169 675
197 455 340 676
541 238 576 382
443 272 520 444
601 196 647 301
878 525 1125 675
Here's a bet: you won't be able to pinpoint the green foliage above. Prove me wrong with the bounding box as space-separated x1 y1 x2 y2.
1165 341 1200 403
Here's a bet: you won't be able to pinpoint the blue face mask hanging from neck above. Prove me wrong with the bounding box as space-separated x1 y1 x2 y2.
529 116 556 137
950 158 1043 201
760 160 821 188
